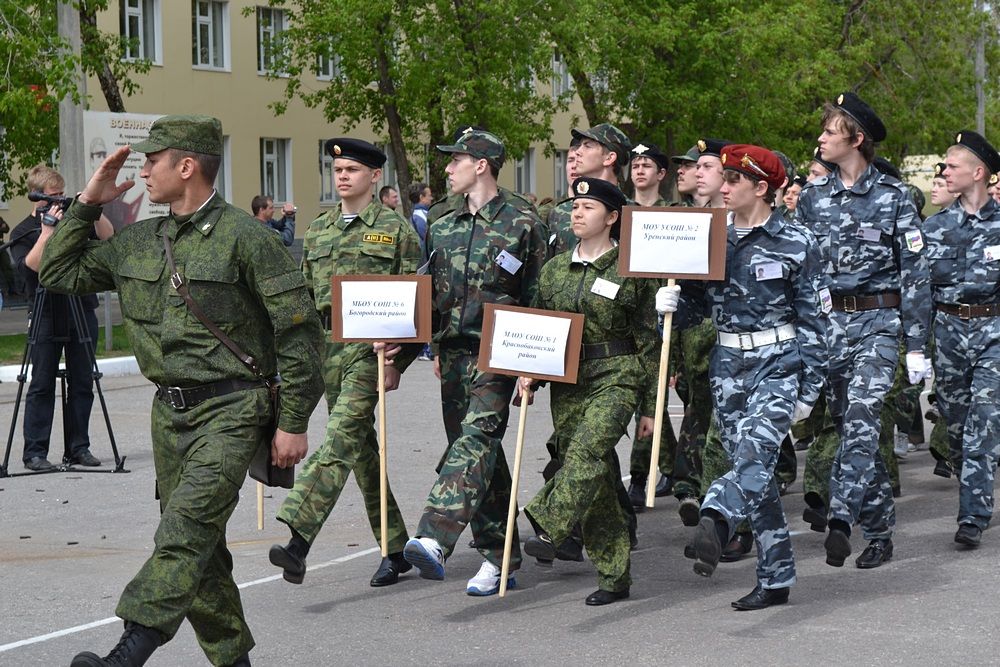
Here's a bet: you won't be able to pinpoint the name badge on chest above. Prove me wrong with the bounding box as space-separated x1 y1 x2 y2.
857 227 883 242
754 262 783 281
495 249 523 275
591 277 620 299
984 245 1000 263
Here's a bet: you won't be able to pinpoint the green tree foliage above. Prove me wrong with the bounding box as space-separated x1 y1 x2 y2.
0 1 147 197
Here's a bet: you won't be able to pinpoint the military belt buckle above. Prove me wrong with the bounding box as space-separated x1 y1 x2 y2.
738 333 755 351
959 304 972 320
164 386 187 410
842 295 858 313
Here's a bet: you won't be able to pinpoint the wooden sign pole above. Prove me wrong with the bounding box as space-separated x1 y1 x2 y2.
377 347 389 558
499 391 529 598
646 278 676 508
256 482 264 530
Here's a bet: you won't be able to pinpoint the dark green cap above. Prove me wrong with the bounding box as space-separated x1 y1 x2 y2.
131 114 223 156
671 145 700 165
571 123 632 165
436 128 506 169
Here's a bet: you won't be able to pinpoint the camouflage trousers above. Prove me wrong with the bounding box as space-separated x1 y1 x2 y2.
672 318 716 499
932 311 1000 530
801 394 838 511
826 310 897 540
701 342 797 589
117 389 272 665
417 347 520 569
277 342 408 552
525 374 638 593
629 407 677 481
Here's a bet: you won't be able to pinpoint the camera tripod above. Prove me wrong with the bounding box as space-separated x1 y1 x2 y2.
0 287 127 478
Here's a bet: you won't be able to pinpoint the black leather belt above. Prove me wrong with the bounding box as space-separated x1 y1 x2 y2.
580 339 636 361
936 302 1000 319
831 291 901 313
439 336 481 353
155 379 266 410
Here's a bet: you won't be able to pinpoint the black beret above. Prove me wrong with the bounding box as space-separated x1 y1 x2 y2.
933 162 946 178
834 91 887 143
811 146 836 173
872 156 901 180
324 138 386 168
630 141 670 171
953 130 1000 174
696 138 732 159
572 177 627 213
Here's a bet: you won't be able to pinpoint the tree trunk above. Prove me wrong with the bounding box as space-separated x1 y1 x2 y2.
375 36 411 219
79 2 126 112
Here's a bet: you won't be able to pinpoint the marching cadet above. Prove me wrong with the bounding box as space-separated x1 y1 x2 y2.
795 92 931 570
930 162 958 211
671 145 707 206
629 142 671 206
545 123 632 257
806 146 835 181
659 144 828 610
381 129 546 595
520 177 658 605
269 139 422 587
923 131 1000 547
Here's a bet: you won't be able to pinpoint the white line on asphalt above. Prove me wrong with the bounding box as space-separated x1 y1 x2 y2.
0 546 382 654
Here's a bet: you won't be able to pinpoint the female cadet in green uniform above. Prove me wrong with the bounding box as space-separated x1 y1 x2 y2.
519 177 659 605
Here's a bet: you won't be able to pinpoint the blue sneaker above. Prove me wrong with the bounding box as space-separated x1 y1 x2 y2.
403 537 445 580
466 561 516 596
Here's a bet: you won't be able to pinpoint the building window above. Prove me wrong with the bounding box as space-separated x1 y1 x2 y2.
316 45 342 80
319 140 339 204
553 150 569 200
192 0 228 69
120 0 161 63
256 6 287 75
515 148 535 194
552 50 573 98
260 137 290 202
215 135 231 202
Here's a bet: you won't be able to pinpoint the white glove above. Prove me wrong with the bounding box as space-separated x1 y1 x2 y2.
923 357 934 381
792 400 812 424
655 285 681 314
906 351 928 385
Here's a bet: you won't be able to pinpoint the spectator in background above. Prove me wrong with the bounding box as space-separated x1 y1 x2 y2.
408 182 433 256
251 194 295 247
379 185 400 210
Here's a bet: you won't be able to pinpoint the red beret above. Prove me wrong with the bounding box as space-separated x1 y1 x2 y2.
720 144 786 190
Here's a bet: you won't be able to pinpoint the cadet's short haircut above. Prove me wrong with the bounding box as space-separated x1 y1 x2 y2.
821 103 875 163
408 182 429 204
725 170 778 205
250 195 272 215
27 165 64 194
168 149 222 184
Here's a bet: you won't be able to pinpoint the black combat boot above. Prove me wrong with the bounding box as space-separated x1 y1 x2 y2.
71 621 161 666
269 529 310 584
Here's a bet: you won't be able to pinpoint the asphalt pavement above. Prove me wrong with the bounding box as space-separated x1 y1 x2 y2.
0 364 997 666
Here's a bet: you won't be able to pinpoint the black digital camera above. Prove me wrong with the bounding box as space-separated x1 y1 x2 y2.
28 191 73 226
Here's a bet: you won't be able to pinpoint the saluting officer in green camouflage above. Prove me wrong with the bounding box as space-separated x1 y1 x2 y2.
42 115 325 667
522 177 658 606
383 129 546 596
268 139 422 589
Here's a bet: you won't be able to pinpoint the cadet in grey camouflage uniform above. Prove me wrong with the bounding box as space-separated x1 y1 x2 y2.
923 130 1000 548
795 92 931 570
663 144 829 611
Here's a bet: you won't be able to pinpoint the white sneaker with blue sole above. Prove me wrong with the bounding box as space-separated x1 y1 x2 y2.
403 537 445 580
466 560 516 596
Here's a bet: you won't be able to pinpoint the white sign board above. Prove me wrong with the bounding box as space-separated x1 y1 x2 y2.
488 309 572 377
340 281 418 339
628 209 712 274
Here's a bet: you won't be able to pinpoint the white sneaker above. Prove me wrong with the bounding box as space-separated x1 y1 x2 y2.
403 537 445 580
893 431 910 458
466 560 516 596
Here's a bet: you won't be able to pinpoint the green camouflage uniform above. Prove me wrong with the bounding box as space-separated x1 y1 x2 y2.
525 246 658 592
276 200 421 553
416 189 545 568
427 187 537 226
41 194 324 665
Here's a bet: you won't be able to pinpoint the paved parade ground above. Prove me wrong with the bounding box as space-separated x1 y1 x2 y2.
1 364 997 666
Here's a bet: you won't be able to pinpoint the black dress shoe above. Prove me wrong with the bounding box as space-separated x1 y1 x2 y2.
585 588 629 606
731 585 789 611
777 480 789 496
719 531 754 563
370 553 413 587
678 496 700 527
71 621 161 666
627 482 646 512
683 542 696 559
269 543 307 584
68 448 101 467
955 523 982 547
692 516 722 577
855 538 893 569
802 506 827 532
24 456 55 471
524 535 557 566
654 474 673 497
933 459 954 479
824 528 852 567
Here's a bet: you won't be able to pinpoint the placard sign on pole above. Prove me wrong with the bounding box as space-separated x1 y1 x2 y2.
331 275 432 555
477 303 584 597
617 206 728 508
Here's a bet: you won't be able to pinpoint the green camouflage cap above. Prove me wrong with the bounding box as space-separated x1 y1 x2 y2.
571 123 632 165
436 128 506 169
773 150 796 186
671 145 700 164
131 114 223 156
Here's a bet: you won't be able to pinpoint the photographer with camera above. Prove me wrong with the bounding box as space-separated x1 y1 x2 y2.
8 165 113 471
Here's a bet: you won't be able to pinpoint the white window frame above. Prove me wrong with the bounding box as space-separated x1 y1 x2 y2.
260 137 291 203
553 149 569 200
377 143 398 192
552 50 573 99
316 45 342 81
515 148 535 194
192 0 229 71
319 140 339 205
121 0 162 64
256 6 287 75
